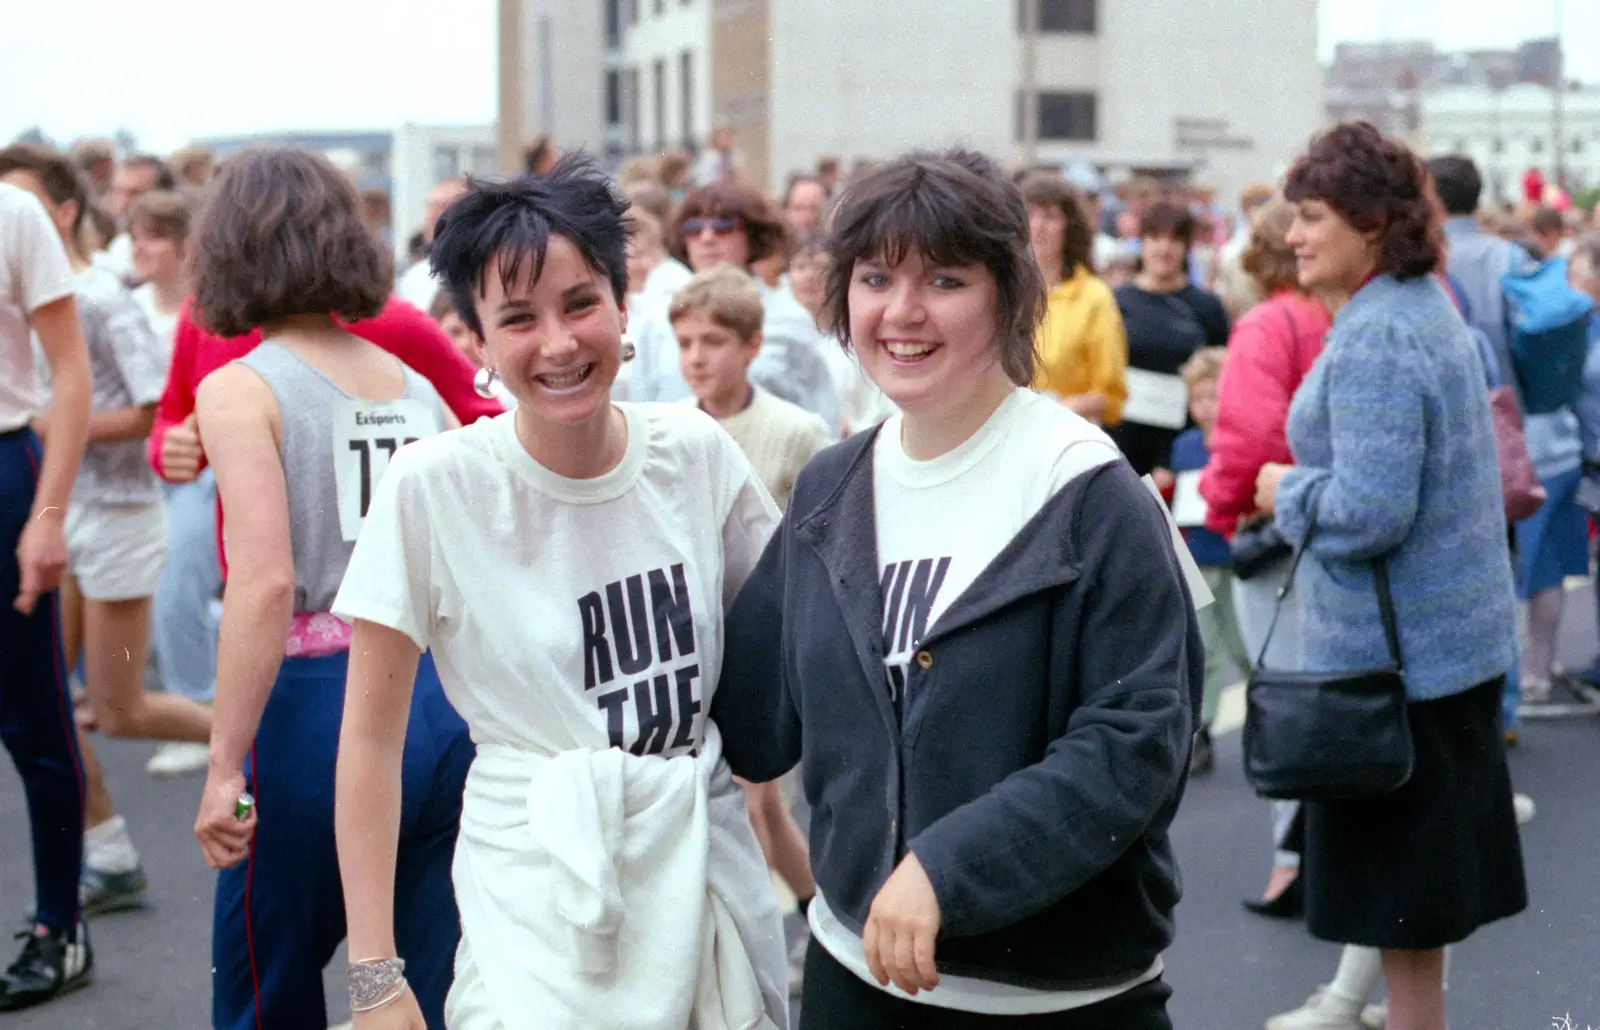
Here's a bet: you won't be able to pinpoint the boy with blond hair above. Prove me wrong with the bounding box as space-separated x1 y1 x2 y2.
670 264 830 510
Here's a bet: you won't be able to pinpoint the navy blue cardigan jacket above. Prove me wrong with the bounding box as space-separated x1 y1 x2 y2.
712 426 1204 990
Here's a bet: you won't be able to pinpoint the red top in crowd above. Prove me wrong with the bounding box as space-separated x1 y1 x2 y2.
147 296 501 479
1198 289 1331 538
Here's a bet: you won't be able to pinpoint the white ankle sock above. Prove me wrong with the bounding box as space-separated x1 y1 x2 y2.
1324 945 1382 1014
84 815 140 874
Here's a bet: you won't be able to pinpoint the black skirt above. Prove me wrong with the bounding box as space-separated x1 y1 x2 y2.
1304 677 1528 949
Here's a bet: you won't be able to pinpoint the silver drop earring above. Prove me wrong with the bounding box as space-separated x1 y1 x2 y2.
473 366 500 399
621 341 637 362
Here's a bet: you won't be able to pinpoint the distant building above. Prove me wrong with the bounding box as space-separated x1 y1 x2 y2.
1324 37 1567 147
190 125 497 265
514 0 1321 205
1421 84 1600 202
191 130 394 191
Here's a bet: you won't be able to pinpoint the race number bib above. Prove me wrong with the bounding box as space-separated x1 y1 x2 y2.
331 398 440 541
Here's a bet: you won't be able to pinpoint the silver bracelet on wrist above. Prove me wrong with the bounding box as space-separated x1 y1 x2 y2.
348 957 407 1012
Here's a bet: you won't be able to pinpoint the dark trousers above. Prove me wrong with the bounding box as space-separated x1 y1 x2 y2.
0 428 85 937
210 651 473 1030
799 938 1173 1030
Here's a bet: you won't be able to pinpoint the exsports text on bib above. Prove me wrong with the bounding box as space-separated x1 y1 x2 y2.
332 397 441 541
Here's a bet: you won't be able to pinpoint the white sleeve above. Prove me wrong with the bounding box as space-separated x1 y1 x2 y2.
6 191 73 313
717 434 780 609
332 450 438 650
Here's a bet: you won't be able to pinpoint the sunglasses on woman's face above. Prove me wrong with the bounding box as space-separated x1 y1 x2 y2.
682 216 742 237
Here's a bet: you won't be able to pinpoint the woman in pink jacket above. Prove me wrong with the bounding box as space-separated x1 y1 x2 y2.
1197 195 1329 921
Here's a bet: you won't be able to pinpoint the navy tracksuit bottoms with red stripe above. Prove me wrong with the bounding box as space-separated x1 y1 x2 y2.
210 650 470 1030
0 428 86 939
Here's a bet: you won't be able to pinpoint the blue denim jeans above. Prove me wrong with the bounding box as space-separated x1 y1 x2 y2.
152 472 220 704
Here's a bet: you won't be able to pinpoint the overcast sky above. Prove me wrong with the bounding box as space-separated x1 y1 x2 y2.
1 0 1593 153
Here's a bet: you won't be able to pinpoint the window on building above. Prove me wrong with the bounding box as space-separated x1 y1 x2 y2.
653 58 667 150
1491 136 1504 154
606 69 622 127
625 0 638 26
680 51 694 147
1530 137 1544 154
1017 0 1095 33
433 147 460 183
654 0 664 14
605 0 621 47
626 66 641 150
1017 90 1097 141
1571 137 1584 154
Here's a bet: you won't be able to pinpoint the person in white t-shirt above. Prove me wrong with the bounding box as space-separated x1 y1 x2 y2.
2 144 204 925
714 149 1200 1029
330 157 788 1030
0 179 94 1012
127 190 192 356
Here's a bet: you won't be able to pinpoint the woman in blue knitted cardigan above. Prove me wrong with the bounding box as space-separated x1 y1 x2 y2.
1254 122 1527 1030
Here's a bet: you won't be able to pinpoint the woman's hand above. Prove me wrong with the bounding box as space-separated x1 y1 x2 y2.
1255 463 1292 515
194 769 256 870
861 851 941 995
352 984 426 1030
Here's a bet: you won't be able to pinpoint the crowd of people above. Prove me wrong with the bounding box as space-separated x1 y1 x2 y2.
0 117 1595 1030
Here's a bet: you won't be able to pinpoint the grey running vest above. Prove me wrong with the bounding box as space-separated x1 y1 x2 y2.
235 340 446 613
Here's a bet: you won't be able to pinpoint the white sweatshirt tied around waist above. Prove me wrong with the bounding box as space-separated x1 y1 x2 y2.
445 721 787 1030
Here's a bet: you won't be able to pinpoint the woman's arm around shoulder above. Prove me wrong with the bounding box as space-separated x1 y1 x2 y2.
908 463 1198 937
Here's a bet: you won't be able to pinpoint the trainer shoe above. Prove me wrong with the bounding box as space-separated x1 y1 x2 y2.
79 866 148 917
1518 673 1600 719
22 864 149 925
1513 793 1536 826
145 741 211 778
0 921 93 1012
1360 1001 1386 1028
1265 986 1364 1030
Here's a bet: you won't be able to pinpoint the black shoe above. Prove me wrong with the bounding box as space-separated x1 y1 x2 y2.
0 921 93 1012
1190 727 1214 776
1241 876 1303 920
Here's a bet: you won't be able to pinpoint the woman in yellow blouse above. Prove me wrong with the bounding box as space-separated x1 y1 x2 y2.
1022 173 1128 425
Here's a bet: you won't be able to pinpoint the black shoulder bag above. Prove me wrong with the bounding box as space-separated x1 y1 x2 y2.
1242 522 1415 801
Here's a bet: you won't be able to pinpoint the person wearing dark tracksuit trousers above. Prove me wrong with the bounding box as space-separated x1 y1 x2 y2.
182 150 471 1030
0 179 95 1012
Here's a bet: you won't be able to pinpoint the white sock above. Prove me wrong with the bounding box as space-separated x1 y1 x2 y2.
84 815 141 874
1324 945 1382 1014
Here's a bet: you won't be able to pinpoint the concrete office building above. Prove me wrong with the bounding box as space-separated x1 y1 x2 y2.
513 0 1321 203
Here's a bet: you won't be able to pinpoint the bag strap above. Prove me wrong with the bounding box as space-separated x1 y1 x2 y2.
1253 516 1403 672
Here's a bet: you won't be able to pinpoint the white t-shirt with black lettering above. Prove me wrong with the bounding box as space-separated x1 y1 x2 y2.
873 387 1120 724
332 403 778 757
812 386 1166 1014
